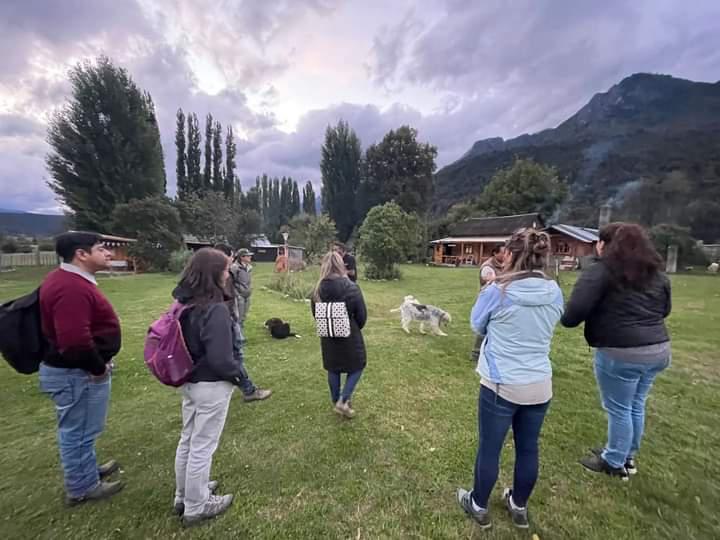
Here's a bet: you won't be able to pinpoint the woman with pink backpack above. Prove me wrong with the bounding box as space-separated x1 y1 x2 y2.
169 248 245 527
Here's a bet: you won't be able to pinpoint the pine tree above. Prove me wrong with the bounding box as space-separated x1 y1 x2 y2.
302 181 317 215
212 120 223 192
203 113 213 192
175 108 188 201
234 178 242 208
320 120 362 241
187 113 202 193
225 125 236 203
279 177 291 225
261 174 270 224
291 180 301 217
46 56 166 232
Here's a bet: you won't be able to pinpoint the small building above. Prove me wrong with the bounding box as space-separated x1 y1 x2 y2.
98 233 137 271
183 234 213 251
546 224 599 258
250 235 305 267
431 213 545 266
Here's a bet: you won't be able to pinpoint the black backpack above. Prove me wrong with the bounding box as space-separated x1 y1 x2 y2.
0 289 47 374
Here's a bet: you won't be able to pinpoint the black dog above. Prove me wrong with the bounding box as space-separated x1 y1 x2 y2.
264 318 301 339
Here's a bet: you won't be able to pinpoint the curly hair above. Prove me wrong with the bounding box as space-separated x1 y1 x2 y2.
600 222 663 287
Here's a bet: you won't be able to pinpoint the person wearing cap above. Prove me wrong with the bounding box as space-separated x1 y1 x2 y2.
214 244 271 403
233 248 254 325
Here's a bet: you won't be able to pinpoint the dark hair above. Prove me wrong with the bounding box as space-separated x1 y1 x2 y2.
497 228 551 284
55 231 103 263
600 222 663 287
213 243 233 257
490 245 503 256
177 248 229 306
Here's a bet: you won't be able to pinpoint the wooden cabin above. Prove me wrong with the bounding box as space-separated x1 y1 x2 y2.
431 213 545 266
546 224 598 258
430 214 599 268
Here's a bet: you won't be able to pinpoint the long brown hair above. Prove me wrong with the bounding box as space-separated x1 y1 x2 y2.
313 251 347 301
497 228 552 285
177 248 229 306
600 222 663 287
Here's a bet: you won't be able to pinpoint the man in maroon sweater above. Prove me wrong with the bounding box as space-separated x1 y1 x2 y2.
38 232 124 505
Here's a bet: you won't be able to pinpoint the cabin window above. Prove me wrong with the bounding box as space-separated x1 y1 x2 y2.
464 245 473 254
556 242 571 254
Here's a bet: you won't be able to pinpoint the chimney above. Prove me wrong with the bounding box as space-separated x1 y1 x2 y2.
598 204 612 229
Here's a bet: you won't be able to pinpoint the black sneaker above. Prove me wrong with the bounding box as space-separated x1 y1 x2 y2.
98 460 120 479
502 488 529 529
580 453 629 480
456 488 491 529
591 447 637 475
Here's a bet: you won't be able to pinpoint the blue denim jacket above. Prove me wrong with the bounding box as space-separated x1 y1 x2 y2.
471 277 563 385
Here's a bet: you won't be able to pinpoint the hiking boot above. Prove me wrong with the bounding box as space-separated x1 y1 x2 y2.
182 494 234 527
502 488 529 529
98 460 120 479
580 453 629 480
591 447 637 475
243 388 272 402
66 480 124 506
173 481 219 516
334 400 355 419
456 488 491 529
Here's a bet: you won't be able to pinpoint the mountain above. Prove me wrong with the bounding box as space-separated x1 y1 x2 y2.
433 74 720 237
0 211 67 236
0 208 26 214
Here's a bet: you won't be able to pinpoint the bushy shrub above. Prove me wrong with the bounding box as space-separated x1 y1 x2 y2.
168 249 193 274
267 271 316 300
364 262 401 280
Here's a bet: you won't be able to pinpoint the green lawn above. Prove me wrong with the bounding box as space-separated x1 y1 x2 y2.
0 264 718 539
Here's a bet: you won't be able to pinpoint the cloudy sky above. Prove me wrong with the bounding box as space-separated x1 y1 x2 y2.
1 0 719 213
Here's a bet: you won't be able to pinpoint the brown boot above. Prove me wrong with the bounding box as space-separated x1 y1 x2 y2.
243 388 272 402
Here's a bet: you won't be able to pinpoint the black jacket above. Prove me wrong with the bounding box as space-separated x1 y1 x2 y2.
173 285 245 385
311 277 367 372
561 259 672 348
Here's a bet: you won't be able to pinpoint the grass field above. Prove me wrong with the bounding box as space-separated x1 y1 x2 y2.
0 264 718 539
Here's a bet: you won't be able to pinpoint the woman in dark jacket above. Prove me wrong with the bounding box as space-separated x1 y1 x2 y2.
562 223 671 479
311 251 367 418
171 248 242 526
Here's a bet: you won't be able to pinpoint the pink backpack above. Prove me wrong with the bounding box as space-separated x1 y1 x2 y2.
144 301 194 387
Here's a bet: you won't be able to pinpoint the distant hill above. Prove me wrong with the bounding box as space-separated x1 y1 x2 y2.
0 212 67 236
433 73 720 238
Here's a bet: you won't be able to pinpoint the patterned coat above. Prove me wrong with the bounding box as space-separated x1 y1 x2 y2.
311 277 367 372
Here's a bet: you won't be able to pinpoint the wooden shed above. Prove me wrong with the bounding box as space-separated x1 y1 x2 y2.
250 235 305 266
99 233 137 271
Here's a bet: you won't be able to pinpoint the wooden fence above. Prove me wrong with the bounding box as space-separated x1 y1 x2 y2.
0 252 58 267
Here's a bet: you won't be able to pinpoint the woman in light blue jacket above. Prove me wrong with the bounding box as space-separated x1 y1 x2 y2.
457 228 563 530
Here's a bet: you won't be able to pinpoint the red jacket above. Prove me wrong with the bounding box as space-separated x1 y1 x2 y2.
39 268 121 375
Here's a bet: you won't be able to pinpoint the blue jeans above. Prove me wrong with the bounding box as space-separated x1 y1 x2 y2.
472 386 550 509
327 370 363 404
232 322 257 396
38 363 111 498
594 350 670 468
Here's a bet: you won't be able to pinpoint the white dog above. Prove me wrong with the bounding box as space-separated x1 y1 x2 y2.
390 295 452 336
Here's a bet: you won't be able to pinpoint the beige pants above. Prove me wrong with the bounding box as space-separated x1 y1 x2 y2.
174 381 234 516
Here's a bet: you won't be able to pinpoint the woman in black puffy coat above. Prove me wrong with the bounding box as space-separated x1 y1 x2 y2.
311 251 367 418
